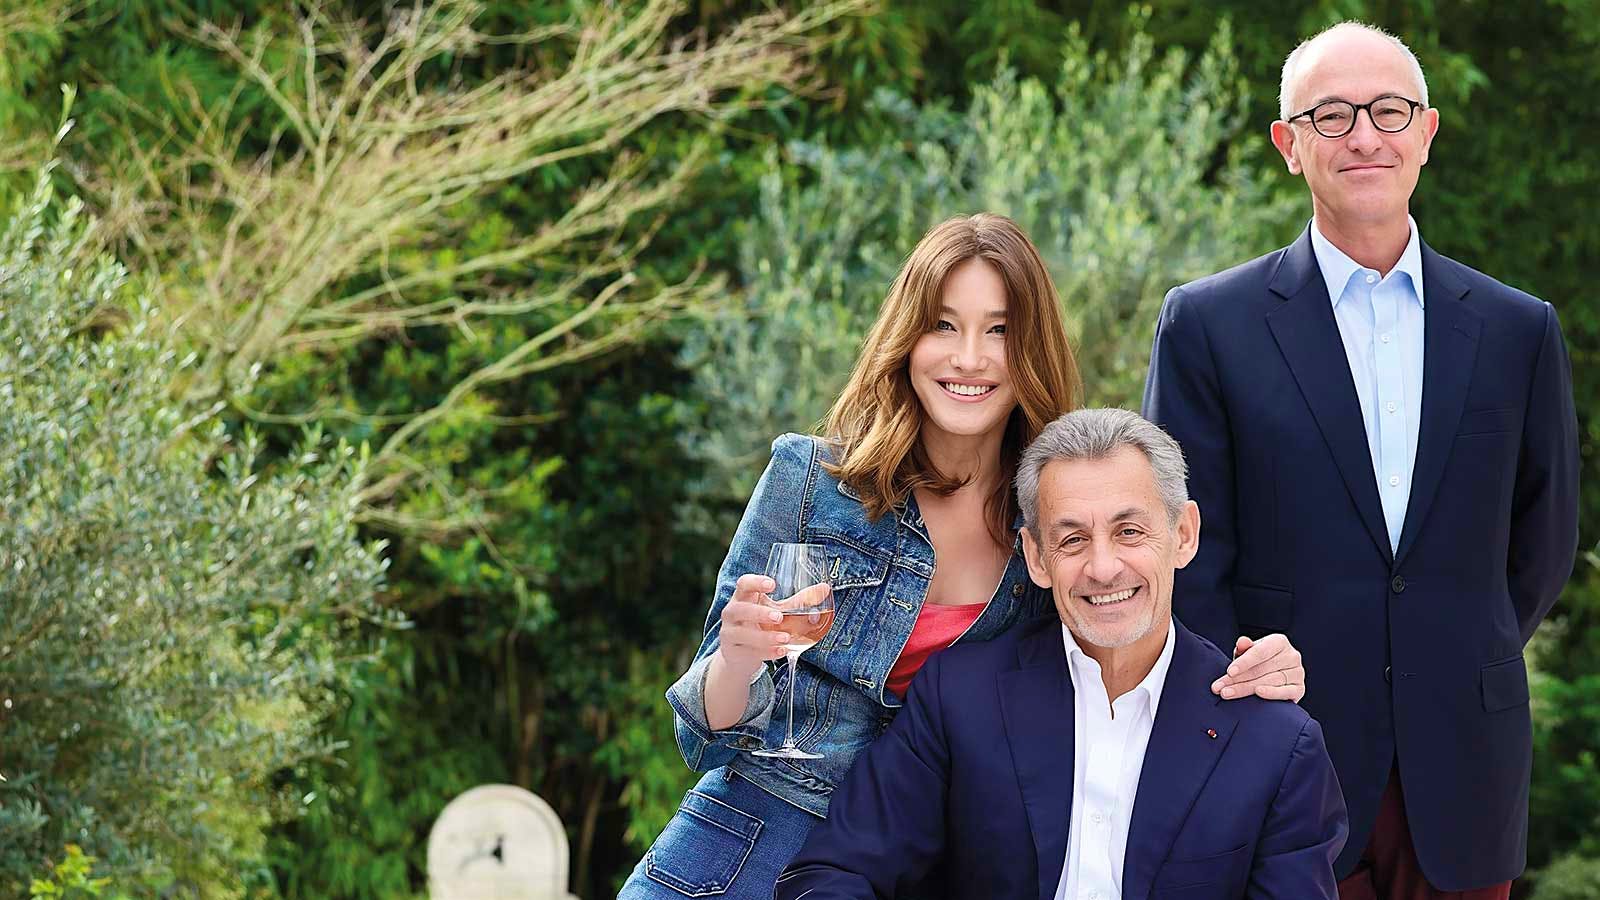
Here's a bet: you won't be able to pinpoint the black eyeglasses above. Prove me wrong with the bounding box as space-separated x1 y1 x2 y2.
1287 96 1424 138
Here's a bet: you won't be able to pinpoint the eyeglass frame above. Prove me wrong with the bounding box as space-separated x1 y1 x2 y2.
1286 96 1426 138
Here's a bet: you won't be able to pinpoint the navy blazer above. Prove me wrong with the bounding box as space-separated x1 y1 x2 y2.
776 617 1347 900
1143 228 1580 890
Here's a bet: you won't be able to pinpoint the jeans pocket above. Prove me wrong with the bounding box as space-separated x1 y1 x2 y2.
645 790 763 896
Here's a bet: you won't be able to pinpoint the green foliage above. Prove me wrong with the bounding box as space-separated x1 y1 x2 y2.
0 1 1596 895
30 845 117 899
1530 562 1600 869
1529 852 1600 900
0 160 387 895
685 16 1298 511
264 638 503 899
1 3 855 895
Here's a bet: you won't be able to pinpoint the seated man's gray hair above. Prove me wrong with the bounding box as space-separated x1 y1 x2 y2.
1015 407 1189 534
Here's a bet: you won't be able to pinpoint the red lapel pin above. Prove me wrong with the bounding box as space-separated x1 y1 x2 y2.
1206 728 1218 739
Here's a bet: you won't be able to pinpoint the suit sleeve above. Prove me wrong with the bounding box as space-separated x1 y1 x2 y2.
1508 302 1580 644
1143 285 1241 648
775 654 952 900
1246 717 1348 900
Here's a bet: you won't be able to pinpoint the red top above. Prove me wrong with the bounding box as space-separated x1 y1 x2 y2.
886 601 987 698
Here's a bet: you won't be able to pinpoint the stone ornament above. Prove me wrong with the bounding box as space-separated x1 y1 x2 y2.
428 784 578 899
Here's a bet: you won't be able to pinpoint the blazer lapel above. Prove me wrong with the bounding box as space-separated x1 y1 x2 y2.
999 619 1076 900
1266 229 1394 563
1121 624 1238 900
1394 245 1480 565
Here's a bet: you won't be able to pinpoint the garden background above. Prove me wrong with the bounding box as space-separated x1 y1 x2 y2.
1 1 1596 897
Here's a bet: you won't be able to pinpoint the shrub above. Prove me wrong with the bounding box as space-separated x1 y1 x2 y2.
0 159 388 895
1530 852 1600 900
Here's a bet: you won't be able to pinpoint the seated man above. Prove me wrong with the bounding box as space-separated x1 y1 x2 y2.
776 408 1347 900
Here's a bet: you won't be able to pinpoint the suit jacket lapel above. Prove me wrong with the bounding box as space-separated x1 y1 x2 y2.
999 619 1076 900
1121 623 1238 900
1266 229 1394 563
1394 245 1480 565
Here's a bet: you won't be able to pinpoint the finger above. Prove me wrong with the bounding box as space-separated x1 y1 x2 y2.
1211 649 1305 696
774 582 832 610
1216 636 1255 690
1216 673 1285 699
722 625 790 655
1217 662 1301 694
1222 648 1305 688
1224 635 1291 681
1251 682 1305 703
1222 659 1288 686
724 601 783 627
732 573 777 601
1217 670 1307 699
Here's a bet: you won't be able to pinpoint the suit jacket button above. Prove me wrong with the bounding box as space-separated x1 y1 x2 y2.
1384 665 1392 684
1391 575 1407 593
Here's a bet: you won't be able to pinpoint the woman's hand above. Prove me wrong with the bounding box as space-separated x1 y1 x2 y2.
714 574 791 676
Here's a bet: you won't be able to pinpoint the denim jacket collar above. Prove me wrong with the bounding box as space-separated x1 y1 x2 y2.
836 479 1026 553
835 479 930 544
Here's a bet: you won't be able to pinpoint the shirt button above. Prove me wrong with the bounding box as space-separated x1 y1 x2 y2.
1091 811 1103 824
1381 333 1392 343
1388 474 1400 486
1365 273 1377 284
1386 402 1397 413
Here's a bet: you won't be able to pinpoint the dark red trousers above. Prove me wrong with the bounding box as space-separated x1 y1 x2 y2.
1337 769 1511 900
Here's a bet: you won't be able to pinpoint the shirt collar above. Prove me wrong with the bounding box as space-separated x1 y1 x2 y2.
1061 617 1177 719
1309 215 1425 310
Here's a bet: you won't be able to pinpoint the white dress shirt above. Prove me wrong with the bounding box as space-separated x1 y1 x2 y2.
1054 619 1176 900
1310 217 1426 553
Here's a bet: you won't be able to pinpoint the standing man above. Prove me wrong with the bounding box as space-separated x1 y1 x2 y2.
1144 21 1579 900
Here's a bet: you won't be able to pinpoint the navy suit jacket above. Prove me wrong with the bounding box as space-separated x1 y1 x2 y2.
776 617 1347 900
1143 229 1579 889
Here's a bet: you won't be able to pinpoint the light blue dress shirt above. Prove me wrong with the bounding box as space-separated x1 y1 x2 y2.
1310 218 1426 554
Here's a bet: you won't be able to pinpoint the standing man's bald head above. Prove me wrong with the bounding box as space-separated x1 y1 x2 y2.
1279 23 1428 121
1269 22 1440 263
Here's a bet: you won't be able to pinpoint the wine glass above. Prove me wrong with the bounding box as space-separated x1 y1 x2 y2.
751 542 834 760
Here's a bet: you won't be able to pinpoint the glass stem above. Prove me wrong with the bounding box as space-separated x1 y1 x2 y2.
784 651 799 748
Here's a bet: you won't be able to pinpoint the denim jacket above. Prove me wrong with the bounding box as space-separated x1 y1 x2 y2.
666 433 1052 817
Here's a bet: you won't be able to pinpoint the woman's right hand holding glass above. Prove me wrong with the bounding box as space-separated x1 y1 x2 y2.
715 573 791 677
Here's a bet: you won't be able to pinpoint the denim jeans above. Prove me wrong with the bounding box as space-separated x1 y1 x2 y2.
618 766 820 899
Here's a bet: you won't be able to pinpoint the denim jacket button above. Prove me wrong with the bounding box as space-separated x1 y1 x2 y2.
1011 582 1025 597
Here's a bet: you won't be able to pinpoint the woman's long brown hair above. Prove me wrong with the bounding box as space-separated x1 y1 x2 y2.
822 214 1081 545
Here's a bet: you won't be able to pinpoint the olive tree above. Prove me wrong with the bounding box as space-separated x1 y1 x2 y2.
0 157 388 896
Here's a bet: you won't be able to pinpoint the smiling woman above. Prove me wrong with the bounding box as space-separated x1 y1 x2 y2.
827 214 1081 549
617 214 1081 899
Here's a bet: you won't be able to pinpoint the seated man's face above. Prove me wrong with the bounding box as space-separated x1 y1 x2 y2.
1021 448 1201 651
